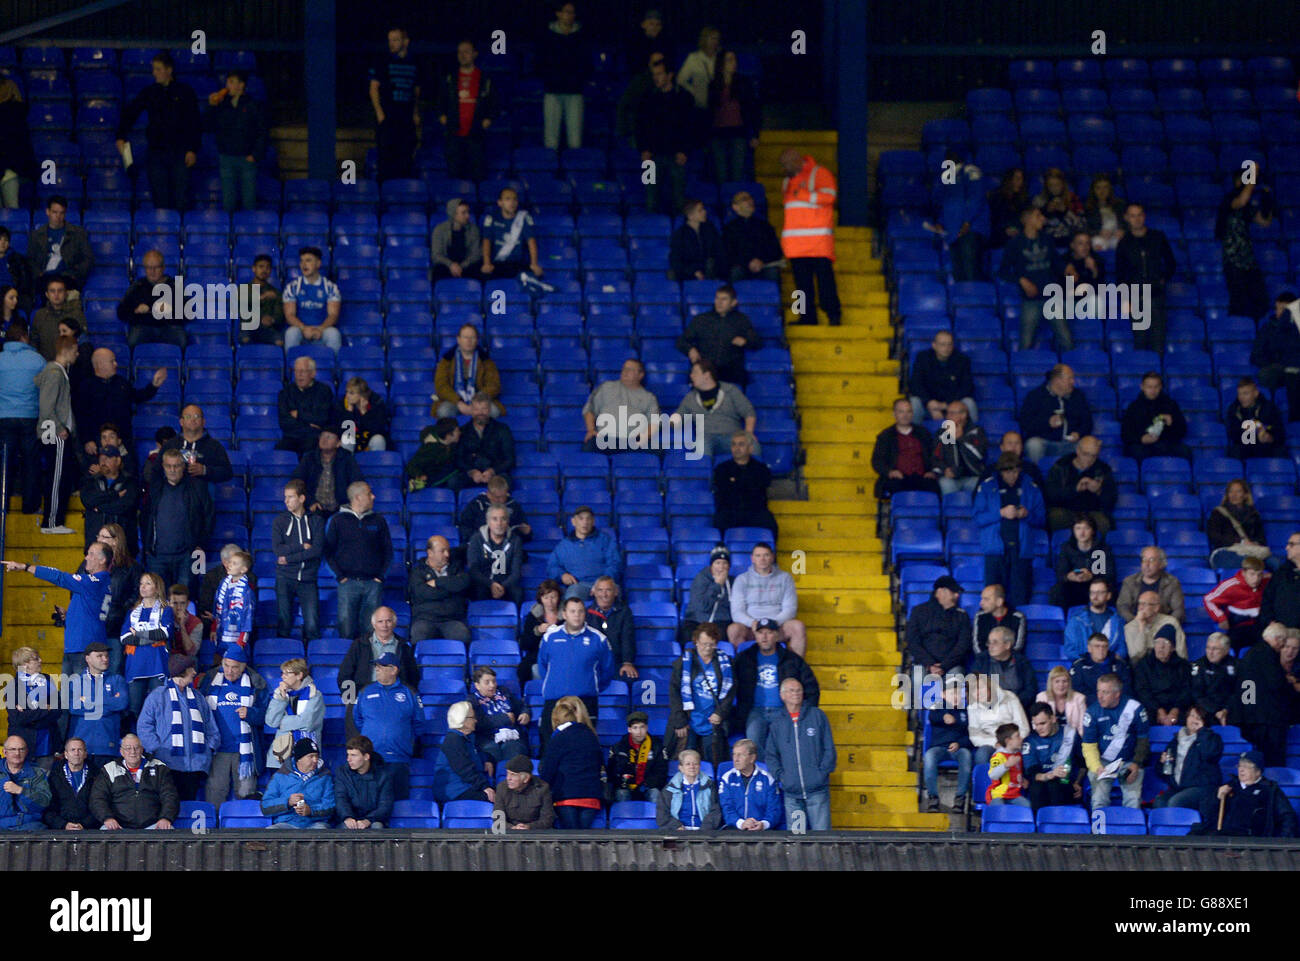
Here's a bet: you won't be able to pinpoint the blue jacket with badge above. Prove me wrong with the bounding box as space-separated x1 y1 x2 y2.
31 565 111 655
765 704 837 799
538 623 617 700
718 765 783 829
353 680 421 764
973 471 1045 556
261 759 335 828
67 670 129 756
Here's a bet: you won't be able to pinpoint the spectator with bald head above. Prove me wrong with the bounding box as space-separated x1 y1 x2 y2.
324 481 391 640
1117 546 1185 623
1124 592 1186 663
277 355 337 455
72 347 165 453
1044 435 1116 535
1 735 51 831
409 534 471 643
148 403 233 488
909 329 977 423
1019 364 1092 463
871 397 939 499
116 249 186 349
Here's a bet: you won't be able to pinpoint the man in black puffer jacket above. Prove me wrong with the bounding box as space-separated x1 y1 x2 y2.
905 577 972 676
1260 537 1300 629
585 577 637 678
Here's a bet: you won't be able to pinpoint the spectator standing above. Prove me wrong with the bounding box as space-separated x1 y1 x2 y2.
465 505 524 604
325 481 392 640
292 425 363 516
1260 534 1300 628
973 453 1044 608
136 654 219 801
540 696 605 828
1062 579 1126 660
207 70 265 212
667 623 734 764
1050 515 1115 610
733 619 819 755
936 154 990 282
1131 634 1194 726
625 9 673 83
537 598 616 750
408 534 471 643
676 26 720 110
1237 624 1290 767
779 148 840 325
872 397 939 498
987 167 1027 249
707 50 759 184
115 251 185 350
668 200 723 280
141 448 213 596
904 576 972 677
31 278 88 360
3 548 111 678
154 403 233 487
656 748 721 831
368 27 424 182
277 355 336 455
200 646 269 807
546 506 621 601
1043 436 1115 535
282 247 342 353
617 51 666 150
262 737 334 829
582 358 660 454
1115 203 1178 353
0 77 37 210
121 573 173 716
211 550 255 655
72 347 164 454
1204 556 1269 653
5 647 60 760
723 190 782 283
495 753 555 830
536 3 589 152
728 542 806 655
909 330 977 424
1249 297 1300 421
352 652 421 799
1018 364 1091 462
0 320 46 513
765 677 835 831
273 479 324 640
115 52 201 211
335 735 396 829
431 199 482 282
41 737 101 831
436 41 495 182
1217 172 1274 321
606 710 668 805
1081 674 1149 811
27 196 92 294
432 701 494 805
712 431 777 538
1207 479 1270 571
34 334 78 533
921 682 972 812
1117 547 1186 623
999 206 1067 349
677 284 759 387
68 643 128 768
1069 633 1131 703
518 580 563 686
1120 372 1191 462
434 324 503 419
88 734 178 831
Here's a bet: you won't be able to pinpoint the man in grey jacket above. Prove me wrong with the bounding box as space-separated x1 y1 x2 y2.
728 542 806 655
35 334 79 533
27 195 93 293
431 198 482 281
765 677 836 831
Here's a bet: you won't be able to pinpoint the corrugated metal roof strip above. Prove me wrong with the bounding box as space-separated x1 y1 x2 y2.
2 831 1299 871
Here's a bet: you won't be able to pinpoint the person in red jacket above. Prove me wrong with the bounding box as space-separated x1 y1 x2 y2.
1204 556 1270 653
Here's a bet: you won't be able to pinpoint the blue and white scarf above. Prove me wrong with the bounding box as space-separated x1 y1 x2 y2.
17 671 49 709
679 652 734 713
168 683 207 758
454 350 478 402
285 682 315 746
207 672 255 779
64 763 87 793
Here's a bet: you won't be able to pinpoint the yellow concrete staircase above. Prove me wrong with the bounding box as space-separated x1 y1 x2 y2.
0 496 86 740
758 133 945 830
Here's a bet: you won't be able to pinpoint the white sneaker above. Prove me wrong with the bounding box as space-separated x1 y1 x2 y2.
40 525 76 535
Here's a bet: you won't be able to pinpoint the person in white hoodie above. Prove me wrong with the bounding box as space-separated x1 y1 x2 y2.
727 542 807 656
967 673 1030 768
676 27 720 109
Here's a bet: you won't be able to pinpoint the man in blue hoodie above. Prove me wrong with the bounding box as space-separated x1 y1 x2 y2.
998 205 1067 350
67 641 129 769
1062 578 1127 661
353 652 422 801
3 544 112 679
538 597 617 750
766 677 836 831
546 505 622 600
973 453 1045 609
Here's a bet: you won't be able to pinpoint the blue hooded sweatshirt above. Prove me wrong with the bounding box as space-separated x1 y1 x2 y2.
538 623 617 700
261 759 336 828
545 527 622 583
353 680 422 765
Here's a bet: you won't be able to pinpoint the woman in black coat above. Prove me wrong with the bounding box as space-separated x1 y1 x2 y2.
1152 705 1223 823
517 580 562 687
707 51 760 184
0 77 38 210
1207 479 1270 570
539 696 604 829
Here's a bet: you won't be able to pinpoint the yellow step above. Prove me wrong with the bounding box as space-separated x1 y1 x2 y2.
805 629 899 652
794 374 899 397
830 770 916 789
792 573 890 592
799 591 894 615
830 810 947 830
800 610 894 629
799 442 880 466
836 747 912 772
791 554 886 578
773 517 875 541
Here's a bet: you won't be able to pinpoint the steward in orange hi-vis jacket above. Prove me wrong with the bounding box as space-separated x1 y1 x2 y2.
779 150 842 325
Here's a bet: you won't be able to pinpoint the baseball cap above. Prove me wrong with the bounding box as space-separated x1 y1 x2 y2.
98 445 121 458
709 544 730 562
755 618 780 632
375 652 400 667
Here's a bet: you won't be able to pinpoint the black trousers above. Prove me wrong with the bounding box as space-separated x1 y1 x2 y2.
539 696 599 753
789 256 841 324
146 148 190 211
1225 262 1270 321
1241 722 1288 768
169 770 207 803
444 135 485 182
376 117 417 182
1131 291 1168 354
1257 364 1300 422
1029 776 1076 811
0 417 41 513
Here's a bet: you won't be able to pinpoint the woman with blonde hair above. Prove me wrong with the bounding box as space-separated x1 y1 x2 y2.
678 26 722 109
341 376 390 451
1035 665 1086 734
265 657 323 767
540 695 603 828
0 76 37 209
122 572 173 716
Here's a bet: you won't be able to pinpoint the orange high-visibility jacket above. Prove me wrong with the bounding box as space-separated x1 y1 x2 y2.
781 155 836 260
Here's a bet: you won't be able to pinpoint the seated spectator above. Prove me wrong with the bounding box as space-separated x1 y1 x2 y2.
28 194 91 293
1202 750 1298 838
199 646 269 808
1191 632 1239 726
667 623 734 762
408 535 470 643
1044 436 1116 535
974 453 1044 608
984 723 1030 808
1121 372 1191 462
335 734 395 829
265 657 324 768
340 606 419 717
406 419 466 492
668 199 724 281
1024 704 1082 810
732 616 819 756
353 652 421 800
987 167 1028 250
1117 546 1185 623
719 738 782 830
67 643 128 768
905 576 972 676
871 397 939 499
723 190 782 283
540 696 605 829
1226 377 1286 460
674 359 759 459
712 431 777 538
0 734 50 831
973 583 1026 654
432 198 483 282
683 545 735 644
677 284 760 387
984 430 1044 489
277 355 336 455
1125 597 1186 662
1132 633 1193 725
1152 704 1222 823
1237 623 1290 767
546 506 622 601
433 324 502 420
0 232 34 311
728 542 807 655
636 60 694 217
1082 673 1149 811
34 276 89 359
967 673 1030 769
1063 230 1105 285
765 677 835 830
583 358 660 454
586 577 637 679
1051 514 1115 610
6 646 61 760
136 654 218 801
657 748 722 831
41 737 101 831
932 400 986 496
1205 556 1269 653
934 152 990 283
606 710 668 805
1261 535 1300 628
290 427 361 521
262 737 334 829
999 207 1068 350
89 734 176 831
921 681 972 813
518 580 563 686
495 753 554 830
1083 174 1125 250
1033 167 1086 249
469 667 529 774
459 391 514 483
432 701 494 805
1036 665 1087 735
466 505 524 604
1062 578 1126 660
909 329 978 426
457 476 530 544
238 254 286 346
480 187 542 283
1207 479 1271 571
971 626 1038 712
1018 364 1091 462
1069 633 1131 703
282 246 342 353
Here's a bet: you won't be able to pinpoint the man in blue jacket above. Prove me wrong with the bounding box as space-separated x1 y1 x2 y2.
353 652 422 802
1062 578 1127 661
538 596 617 750
546 506 622 600
3 544 112 678
262 737 335 829
0 735 51 831
766 677 836 831
335 734 396 829
0 320 47 513
719 738 783 830
67 641 128 769
973 452 1045 608
137 654 221 802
